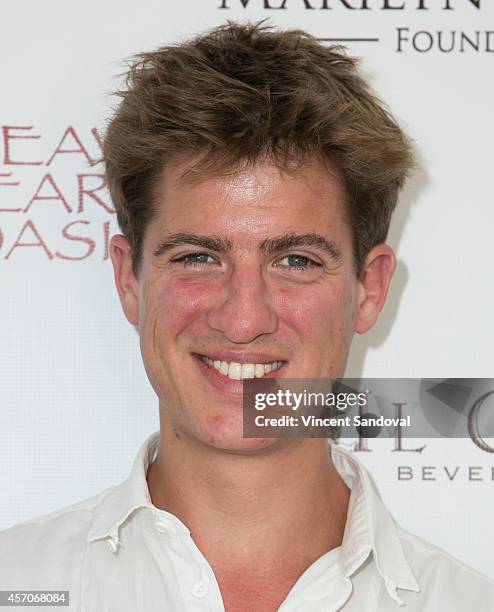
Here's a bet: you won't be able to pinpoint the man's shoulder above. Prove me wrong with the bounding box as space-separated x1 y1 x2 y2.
0 487 115 588
0 488 112 544
397 525 494 606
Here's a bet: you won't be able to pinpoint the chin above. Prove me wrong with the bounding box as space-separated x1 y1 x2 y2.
208 437 279 454
197 416 279 454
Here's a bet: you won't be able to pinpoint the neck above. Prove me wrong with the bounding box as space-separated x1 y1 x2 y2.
147 411 350 576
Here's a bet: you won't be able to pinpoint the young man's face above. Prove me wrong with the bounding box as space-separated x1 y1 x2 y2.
111 158 395 452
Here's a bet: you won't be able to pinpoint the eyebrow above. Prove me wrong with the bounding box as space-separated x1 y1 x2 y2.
152 232 343 263
260 233 343 263
153 233 233 258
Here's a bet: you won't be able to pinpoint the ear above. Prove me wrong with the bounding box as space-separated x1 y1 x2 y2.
355 244 396 335
109 234 139 327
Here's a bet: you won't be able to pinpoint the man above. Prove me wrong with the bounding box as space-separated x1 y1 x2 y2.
1 21 493 612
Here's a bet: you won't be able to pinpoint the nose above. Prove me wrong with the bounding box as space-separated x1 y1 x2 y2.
206 261 278 343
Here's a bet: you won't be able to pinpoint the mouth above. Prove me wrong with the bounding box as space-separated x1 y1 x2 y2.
195 354 285 380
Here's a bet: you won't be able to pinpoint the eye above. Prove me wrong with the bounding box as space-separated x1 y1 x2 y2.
171 252 217 267
274 254 322 272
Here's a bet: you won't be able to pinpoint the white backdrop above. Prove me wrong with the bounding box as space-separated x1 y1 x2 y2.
1 0 493 579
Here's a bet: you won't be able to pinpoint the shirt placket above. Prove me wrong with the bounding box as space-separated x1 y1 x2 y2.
153 512 225 611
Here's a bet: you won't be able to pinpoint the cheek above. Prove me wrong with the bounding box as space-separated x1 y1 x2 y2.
139 278 216 394
142 277 216 341
278 281 356 342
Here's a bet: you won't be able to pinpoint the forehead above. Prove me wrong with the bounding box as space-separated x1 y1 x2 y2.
150 156 349 240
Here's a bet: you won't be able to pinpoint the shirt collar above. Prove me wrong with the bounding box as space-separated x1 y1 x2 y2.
87 431 159 544
331 444 420 604
87 431 420 604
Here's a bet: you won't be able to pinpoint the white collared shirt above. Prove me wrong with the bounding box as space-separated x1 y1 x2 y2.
1 431 493 611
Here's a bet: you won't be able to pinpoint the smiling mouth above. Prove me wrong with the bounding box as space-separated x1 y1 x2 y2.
195 354 285 380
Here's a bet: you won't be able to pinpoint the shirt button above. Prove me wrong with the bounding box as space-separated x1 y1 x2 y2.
192 581 209 598
154 518 175 533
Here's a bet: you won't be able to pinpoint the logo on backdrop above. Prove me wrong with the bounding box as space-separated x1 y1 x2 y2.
0 125 116 262
218 1 493 54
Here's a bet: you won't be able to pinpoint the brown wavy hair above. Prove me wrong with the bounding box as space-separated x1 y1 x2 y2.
103 21 414 278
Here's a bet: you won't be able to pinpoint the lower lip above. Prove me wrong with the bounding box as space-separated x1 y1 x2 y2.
193 354 286 396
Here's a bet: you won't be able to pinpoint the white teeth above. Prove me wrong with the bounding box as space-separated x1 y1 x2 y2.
220 361 229 375
228 362 242 380
200 356 283 380
241 364 255 379
254 364 265 378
